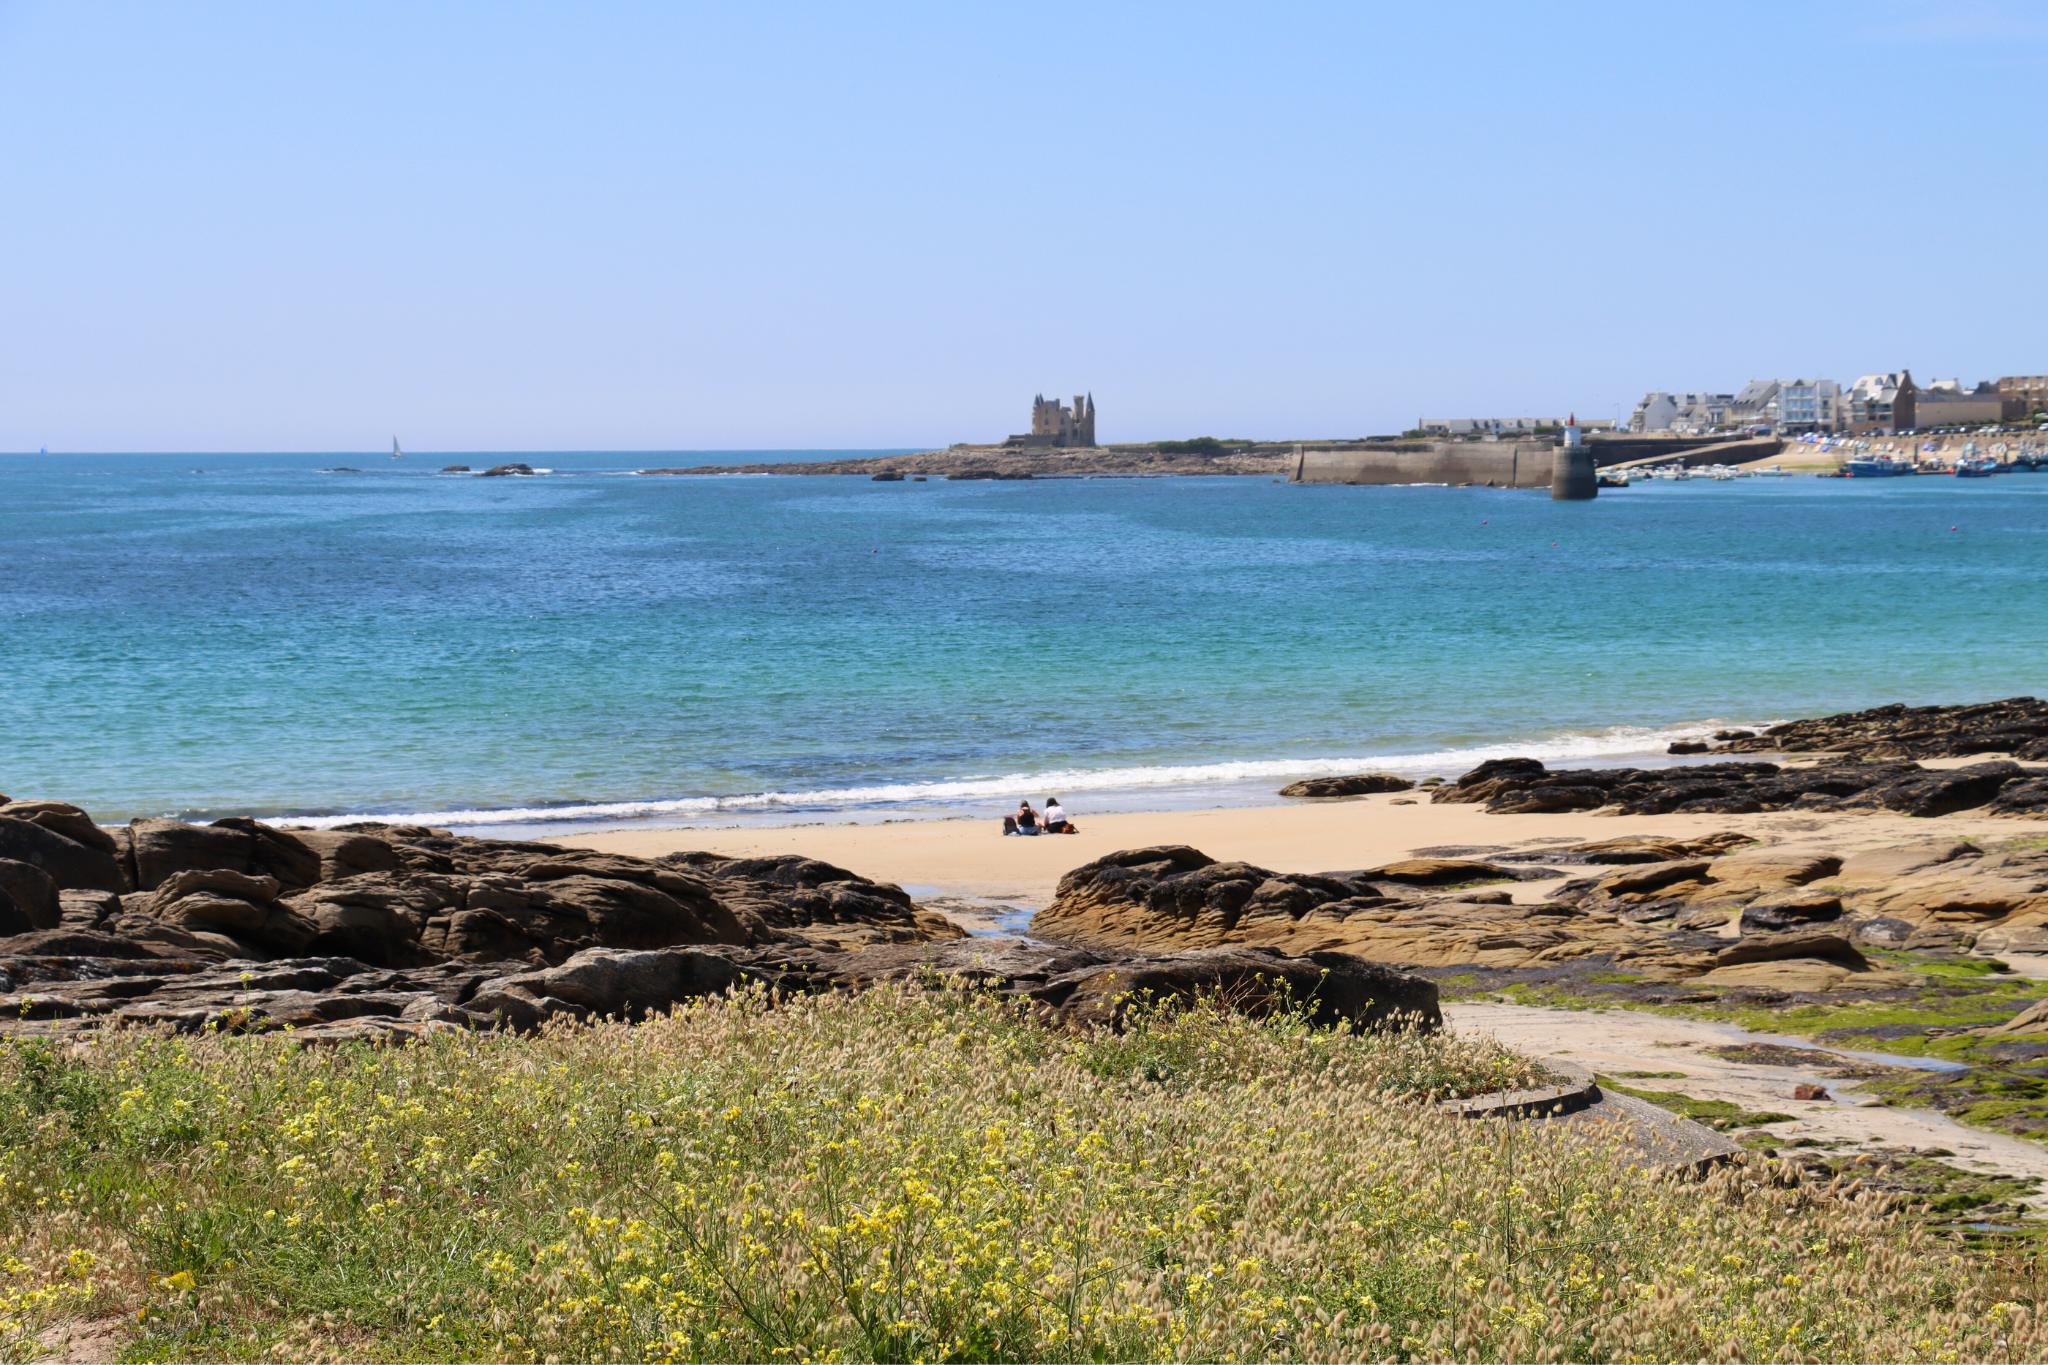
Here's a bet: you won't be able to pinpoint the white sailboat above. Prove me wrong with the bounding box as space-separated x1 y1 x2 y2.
391 436 405 461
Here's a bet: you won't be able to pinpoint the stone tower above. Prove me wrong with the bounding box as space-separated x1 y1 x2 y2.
1551 412 1597 500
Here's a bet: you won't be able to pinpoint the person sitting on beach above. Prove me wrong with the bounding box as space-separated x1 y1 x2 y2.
1043 797 1074 834
1015 800 1040 835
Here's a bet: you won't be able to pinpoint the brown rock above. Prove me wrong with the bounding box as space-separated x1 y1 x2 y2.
0 815 125 893
0 859 61 932
1278 773 1415 799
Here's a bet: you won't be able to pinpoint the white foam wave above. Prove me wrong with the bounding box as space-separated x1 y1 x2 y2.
282 720 1764 831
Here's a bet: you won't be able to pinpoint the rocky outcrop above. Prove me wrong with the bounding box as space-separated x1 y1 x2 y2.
0 803 964 981
0 936 1440 1041
1034 845 1894 992
1278 773 1414 799
1430 756 2048 818
0 798 1443 1043
480 463 536 477
1550 836 2048 956
1718 698 2048 762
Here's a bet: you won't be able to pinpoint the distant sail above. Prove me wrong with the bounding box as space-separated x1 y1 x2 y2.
392 436 404 460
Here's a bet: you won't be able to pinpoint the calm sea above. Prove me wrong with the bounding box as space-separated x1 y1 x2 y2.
4 452 2044 833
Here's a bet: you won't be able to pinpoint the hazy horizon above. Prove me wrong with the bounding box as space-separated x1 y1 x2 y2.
6 0 2045 452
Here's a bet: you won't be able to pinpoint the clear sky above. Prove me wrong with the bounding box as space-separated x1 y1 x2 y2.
4 0 2045 451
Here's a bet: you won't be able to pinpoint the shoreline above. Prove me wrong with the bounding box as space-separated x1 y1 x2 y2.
558 792 2036 906
229 716 1770 838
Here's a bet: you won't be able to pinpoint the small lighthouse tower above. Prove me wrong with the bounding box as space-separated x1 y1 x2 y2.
1551 411 1597 500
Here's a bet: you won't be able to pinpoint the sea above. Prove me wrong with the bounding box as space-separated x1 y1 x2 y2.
4 452 2044 836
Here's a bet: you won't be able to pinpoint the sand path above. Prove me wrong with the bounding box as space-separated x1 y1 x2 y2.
1446 1001 2048 1210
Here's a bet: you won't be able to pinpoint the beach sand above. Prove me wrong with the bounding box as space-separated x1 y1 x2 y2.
563 793 2026 906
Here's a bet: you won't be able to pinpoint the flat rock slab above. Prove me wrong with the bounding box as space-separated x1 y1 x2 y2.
1549 1090 1743 1173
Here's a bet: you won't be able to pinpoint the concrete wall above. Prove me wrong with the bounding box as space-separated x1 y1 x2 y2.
1291 441 1556 488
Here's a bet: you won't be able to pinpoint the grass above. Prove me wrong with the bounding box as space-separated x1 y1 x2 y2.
3 987 2046 1361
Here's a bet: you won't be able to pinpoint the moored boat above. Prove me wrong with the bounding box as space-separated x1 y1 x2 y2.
1842 456 1914 478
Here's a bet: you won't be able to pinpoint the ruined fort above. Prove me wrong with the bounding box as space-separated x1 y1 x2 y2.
1004 392 1096 448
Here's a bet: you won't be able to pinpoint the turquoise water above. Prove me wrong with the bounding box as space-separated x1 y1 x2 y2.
3 453 2044 831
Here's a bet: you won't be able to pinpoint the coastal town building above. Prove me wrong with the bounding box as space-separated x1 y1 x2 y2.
1844 371 1915 434
1997 375 2048 417
1726 380 1781 430
1004 393 1097 448
1627 392 1679 432
1915 379 2007 429
1415 416 1614 436
1628 391 1730 434
1669 394 1734 435
1775 379 1841 433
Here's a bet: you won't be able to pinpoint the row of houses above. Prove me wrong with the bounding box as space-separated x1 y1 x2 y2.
1628 373 2048 436
1413 415 1618 437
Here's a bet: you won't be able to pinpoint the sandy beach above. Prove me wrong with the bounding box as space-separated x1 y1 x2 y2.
562 791 2031 906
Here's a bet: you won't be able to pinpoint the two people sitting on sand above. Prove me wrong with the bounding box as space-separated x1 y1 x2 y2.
1002 797 1076 837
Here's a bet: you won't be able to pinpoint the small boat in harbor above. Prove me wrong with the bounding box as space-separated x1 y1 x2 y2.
1842 456 1914 478
1954 458 1998 478
1596 470 1630 489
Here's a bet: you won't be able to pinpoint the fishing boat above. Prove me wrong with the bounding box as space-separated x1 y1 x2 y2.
391 436 405 461
1841 456 1914 478
1954 458 1998 478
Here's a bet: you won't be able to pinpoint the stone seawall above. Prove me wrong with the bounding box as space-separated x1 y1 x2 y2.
1291 441 1557 488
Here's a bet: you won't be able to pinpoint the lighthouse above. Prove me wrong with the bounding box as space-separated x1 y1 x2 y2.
1551 411 1597 500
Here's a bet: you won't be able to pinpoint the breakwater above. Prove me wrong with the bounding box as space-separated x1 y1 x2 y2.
1290 435 1783 487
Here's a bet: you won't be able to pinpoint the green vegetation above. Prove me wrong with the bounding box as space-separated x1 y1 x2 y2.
1597 1079 1797 1132
5 988 2044 1361
1150 437 1248 455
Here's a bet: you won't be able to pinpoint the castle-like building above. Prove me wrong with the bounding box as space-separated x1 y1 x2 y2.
1004 392 1096 448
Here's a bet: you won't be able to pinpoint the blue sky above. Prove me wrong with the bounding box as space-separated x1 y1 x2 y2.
3 0 2044 451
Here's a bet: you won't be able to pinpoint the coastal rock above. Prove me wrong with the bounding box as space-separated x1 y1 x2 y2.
0 933 1439 1040
1039 844 1901 994
480 463 536 477
1715 697 2048 762
125 817 322 893
1535 833 1756 865
1668 741 1711 755
439 464 472 473
144 868 318 956
465 947 753 1029
0 800 966 1018
0 816 125 894
1430 755 2040 819
1277 773 1414 799
1739 890 1846 934
0 860 61 933
1978 999 2048 1037
0 800 118 855
739 938 1441 1031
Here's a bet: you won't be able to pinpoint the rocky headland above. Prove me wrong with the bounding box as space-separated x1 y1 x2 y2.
641 444 1294 479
